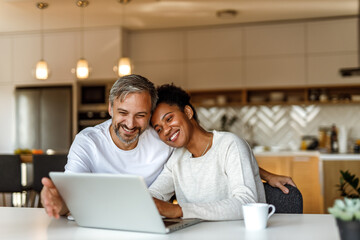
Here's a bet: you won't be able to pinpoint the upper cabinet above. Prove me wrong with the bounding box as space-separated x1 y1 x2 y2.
13 32 77 84
45 31 77 83
186 27 244 90
84 28 121 80
6 18 360 88
130 31 186 87
244 23 306 87
0 37 12 84
12 34 39 84
186 27 243 59
244 23 305 56
12 27 121 85
307 19 357 53
306 18 360 85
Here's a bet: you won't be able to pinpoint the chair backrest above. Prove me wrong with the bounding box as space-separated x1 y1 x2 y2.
0 155 23 192
263 183 303 213
32 154 68 193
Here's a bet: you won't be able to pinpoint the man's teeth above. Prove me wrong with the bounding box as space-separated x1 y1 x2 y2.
123 126 135 132
170 130 179 141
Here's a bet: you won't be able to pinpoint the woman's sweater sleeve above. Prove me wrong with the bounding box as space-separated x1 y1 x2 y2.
148 159 175 202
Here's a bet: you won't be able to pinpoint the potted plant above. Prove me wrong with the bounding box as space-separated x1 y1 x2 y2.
328 170 360 240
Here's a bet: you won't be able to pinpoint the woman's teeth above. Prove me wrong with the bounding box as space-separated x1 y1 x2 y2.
170 130 179 141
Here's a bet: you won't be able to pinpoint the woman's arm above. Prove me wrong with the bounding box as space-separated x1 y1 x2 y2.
259 167 297 194
149 159 175 202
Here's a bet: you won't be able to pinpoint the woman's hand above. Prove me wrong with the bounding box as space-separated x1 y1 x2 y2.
259 167 297 194
153 198 183 218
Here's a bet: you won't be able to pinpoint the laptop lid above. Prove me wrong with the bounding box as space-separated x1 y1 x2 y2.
49 172 200 234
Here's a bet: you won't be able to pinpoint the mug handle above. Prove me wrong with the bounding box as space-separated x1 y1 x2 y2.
267 204 276 219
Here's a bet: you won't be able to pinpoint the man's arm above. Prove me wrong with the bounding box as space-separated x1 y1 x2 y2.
259 167 297 194
40 177 69 218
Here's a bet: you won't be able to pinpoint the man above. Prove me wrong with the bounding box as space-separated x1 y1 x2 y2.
41 74 295 218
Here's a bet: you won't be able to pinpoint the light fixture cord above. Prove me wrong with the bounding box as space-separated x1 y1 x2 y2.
358 0 360 65
40 6 44 60
119 1 127 58
80 5 85 58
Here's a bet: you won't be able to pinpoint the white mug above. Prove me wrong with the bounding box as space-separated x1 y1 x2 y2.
243 203 276 230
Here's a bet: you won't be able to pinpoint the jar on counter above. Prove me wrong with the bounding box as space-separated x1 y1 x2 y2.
318 126 331 153
354 139 360 153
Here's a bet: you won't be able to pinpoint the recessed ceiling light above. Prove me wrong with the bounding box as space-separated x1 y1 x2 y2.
216 9 238 19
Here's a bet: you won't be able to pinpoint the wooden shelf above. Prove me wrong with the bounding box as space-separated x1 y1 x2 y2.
188 85 360 107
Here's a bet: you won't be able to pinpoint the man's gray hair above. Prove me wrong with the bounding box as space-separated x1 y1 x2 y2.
109 74 158 112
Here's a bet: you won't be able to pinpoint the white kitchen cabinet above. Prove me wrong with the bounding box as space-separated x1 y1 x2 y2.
307 53 360 86
133 61 185 87
45 31 77 83
130 31 185 62
84 28 120 80
186 26 243 59
0 37 12 84
13 32 76 85
244 23 305 56
0 85 16 153
12 34 39 84
243 22 306 87
185 27 244 90
306 18 360 86
307 18 357 54
244 56 306 87
187 59 243 90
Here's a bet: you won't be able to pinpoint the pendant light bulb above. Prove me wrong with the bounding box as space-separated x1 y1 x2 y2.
76 58 89 79
75 0 90 80
35 2 49 80
118 57 132 76
36 60 49 80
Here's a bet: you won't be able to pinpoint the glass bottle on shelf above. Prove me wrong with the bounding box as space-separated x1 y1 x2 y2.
330 124 339 153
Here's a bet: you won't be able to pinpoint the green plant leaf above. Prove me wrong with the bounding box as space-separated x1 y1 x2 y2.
337 170 360 198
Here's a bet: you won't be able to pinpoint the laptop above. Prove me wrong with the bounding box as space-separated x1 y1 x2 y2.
49 172 202 234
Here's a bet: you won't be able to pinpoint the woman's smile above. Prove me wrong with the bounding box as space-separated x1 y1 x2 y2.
169 130 180 142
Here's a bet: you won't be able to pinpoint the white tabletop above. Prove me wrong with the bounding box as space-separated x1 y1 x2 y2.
0 207 340 240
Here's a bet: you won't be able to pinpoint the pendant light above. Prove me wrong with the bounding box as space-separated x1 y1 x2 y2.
76 0 90 79
117 0 132 77
35 2 49 80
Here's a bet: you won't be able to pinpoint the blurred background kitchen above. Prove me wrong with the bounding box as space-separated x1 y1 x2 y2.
0 0 360 213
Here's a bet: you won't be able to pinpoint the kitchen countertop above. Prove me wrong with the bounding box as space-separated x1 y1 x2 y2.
253 150 360 160
319 153 360 161
253 150 319 156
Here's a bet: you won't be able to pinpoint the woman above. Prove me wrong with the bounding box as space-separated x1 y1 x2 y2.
149 84 266 221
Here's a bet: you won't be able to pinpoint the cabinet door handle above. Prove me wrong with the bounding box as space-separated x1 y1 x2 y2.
293 156 310 162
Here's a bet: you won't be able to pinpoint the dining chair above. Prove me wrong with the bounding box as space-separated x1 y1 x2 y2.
31 154 68 207
0 155 26 207
263 182 303 213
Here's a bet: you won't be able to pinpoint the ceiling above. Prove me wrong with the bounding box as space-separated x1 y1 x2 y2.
0 0 358 34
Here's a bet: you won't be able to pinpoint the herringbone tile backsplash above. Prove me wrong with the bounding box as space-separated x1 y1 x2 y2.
196 104 360 151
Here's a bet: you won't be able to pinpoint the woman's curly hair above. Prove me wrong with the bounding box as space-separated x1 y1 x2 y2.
156 83 198 122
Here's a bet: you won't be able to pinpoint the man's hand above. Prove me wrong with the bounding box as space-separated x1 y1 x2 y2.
40 177 69 219
259 167 297 194
153 198 183 218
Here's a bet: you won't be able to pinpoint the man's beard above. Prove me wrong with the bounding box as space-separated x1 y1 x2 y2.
113 124 142 145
